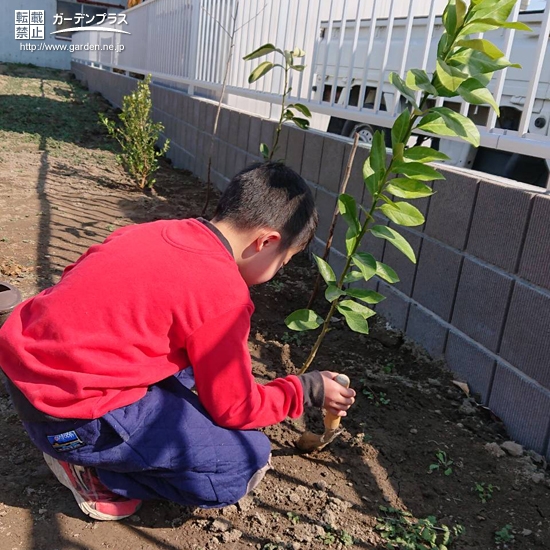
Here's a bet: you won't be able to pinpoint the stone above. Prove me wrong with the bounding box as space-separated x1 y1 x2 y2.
314 480 328 491
459 399 477 416
221 529 242 543
210 518 232 533
531 473 545 484
410 428 418 434
484 442 506 458
501 441 524 457
289 493 301 504
322 509 337 526
221 505 237 516
237 495 254 512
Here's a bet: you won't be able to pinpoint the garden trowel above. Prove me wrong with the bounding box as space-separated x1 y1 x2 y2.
296 374 350 453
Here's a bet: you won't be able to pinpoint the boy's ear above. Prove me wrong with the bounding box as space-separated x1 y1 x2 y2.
255 230 282 252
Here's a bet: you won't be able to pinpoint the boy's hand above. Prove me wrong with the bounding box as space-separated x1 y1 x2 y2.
320 371 356 417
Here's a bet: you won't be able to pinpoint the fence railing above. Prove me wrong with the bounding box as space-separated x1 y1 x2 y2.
72 0 550 165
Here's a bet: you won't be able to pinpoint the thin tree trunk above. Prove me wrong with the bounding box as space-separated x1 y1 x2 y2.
307 132 360 309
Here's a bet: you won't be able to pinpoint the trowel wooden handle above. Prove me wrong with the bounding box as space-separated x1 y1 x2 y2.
324 374 350 431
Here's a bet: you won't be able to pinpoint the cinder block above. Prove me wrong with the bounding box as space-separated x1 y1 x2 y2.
451 258 513 352
180 94 191 123
247 116 262 155
285 126 306 174
186 125 198 155
445 330 496 403
467 181 535 271
215 140 227 175
315 189 338 242
356 212 387 261
199 101 208 133
382 227 422 296
406 304 448 358
412 239 462 322
260 119 277 153
489 363 550 455
518 194 550 290
167 90 177 115
376 281 411 331
204 102 216 135
228 110 240 147
499 282 550 389
218 108 231 143
225 145 237 179
246 154 262 168
234 149 248 175
191 98 200 129
318 138 346 194
301 132 325 184
237 113 251 152
174 92 187 122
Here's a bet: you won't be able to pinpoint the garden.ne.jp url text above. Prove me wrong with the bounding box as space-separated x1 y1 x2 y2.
20 43 125 53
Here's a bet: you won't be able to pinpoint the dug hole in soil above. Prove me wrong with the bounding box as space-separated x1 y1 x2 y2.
0 63 549 550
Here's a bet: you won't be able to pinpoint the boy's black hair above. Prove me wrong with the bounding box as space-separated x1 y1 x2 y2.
213 162 318 250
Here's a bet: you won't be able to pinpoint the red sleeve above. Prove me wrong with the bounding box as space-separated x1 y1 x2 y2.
186 305 304 429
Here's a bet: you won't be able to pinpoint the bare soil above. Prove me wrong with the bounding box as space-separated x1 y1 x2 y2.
0 64 549 550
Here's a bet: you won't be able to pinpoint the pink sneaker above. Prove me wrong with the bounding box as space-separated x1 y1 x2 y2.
43 453 142 521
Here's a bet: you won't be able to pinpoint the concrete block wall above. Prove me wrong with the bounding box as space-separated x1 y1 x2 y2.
74 64 550 460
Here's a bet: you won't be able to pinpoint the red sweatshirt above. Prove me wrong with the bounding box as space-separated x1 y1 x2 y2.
0 219 305 428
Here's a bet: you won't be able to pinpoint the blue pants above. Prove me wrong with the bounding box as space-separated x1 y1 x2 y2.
22 370 271 508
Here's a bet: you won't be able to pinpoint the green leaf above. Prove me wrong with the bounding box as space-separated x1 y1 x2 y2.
456 0 467 27
291 64 306 72
345 227 358 256
338 309 370 334
436 59 469 92
456 38 505 60
370 130 387 177
376 261 400 283
338 194 360 236
370 225 416 263
292 117 310 129
343 270 363 284
388 72 418 108
362 158 379 198
243 44 279 61
460 17 531 36
289 103 312 118
338 300 376 320
392 161 444 181
345 288 386 304
403 146 450 163
391 110 411 151
313 254 336 284
260 142 270 160
457 78 500 115
405 69 438 95
501 21 532 31
285 309 323 331
386 178 434 199
248 61 275 83
449 49 521 77
292 47 305 58
379 200 425 227
325 284 345 302
352 252 377 281
471 0 518 24
442 0 458 35
417 107 480 147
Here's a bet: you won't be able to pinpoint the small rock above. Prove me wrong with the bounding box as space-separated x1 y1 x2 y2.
459 399 477 416
290 542 301 550
361 496 372 503
221 529 242 543
484 442 506 458
252 513 267 525
522 529 533 537
237 495 254 513
531 473 545 484
221 505 237 516
527 450 546 467
210 518 232 533
38 508 47 515
322 509 336 526
410 428 418 434
314 480 328 491
428 378 442 387
129 514 140 523
501 441 524 457
456 423 464 428
289 493 300 504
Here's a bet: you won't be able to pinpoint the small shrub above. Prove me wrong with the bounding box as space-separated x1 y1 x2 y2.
100 74 169 189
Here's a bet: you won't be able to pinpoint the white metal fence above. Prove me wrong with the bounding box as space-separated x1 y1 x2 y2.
72 0 550 163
